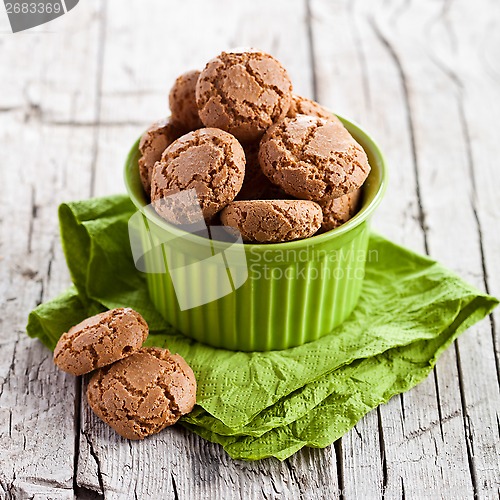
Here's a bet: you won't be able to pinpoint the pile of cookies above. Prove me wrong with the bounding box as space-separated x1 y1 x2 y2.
53 308 196 440
138 48 371 243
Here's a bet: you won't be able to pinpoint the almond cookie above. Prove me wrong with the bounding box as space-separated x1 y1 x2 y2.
320 188 362 231
54 308 148 376
87 347 197 440
169 70 204 132
151 128 245 222
196 49 293 142
138 118 182 195
259 115 370 201
287 94 342 125
220 200 322 243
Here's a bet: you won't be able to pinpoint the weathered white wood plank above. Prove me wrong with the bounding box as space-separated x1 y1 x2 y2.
310 0 498 498
366 6 478 496
79 0 342 498
420 0 500 495
0 1 103 498
375 1 500 497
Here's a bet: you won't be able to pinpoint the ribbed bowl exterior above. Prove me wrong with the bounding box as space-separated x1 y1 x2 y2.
125 115 387 351
141 219 371 351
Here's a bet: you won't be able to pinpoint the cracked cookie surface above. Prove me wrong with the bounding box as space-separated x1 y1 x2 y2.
54 308 148 376
151 128 245 222
320 188 362 231
259 115 371 201
220 200 322 243
195 49 293 142
87 347 197 440
169 70 203 132
138 118 182 196
287 94 343 125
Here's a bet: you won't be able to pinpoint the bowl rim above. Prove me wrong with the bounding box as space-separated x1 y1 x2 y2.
124 114 388 252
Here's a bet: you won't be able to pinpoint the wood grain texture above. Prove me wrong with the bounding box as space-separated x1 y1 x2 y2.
0 0 498 498
0 1 102 498
310 0 500 498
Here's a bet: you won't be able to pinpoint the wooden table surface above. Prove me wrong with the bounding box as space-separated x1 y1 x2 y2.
1 0 499 498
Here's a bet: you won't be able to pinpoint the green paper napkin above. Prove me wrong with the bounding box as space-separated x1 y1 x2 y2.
26 195 498 461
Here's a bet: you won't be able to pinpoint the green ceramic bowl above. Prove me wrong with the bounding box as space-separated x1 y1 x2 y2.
124 116 387 351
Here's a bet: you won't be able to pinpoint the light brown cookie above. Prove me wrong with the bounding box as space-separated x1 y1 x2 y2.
169 70 204 132
138 118 182 195
320 188 362 231
87 347 197 440
287 95 342 125
220 200 322 243
151 128 245 222
196 49 293 142
259 115 371 201
54 308 148 376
